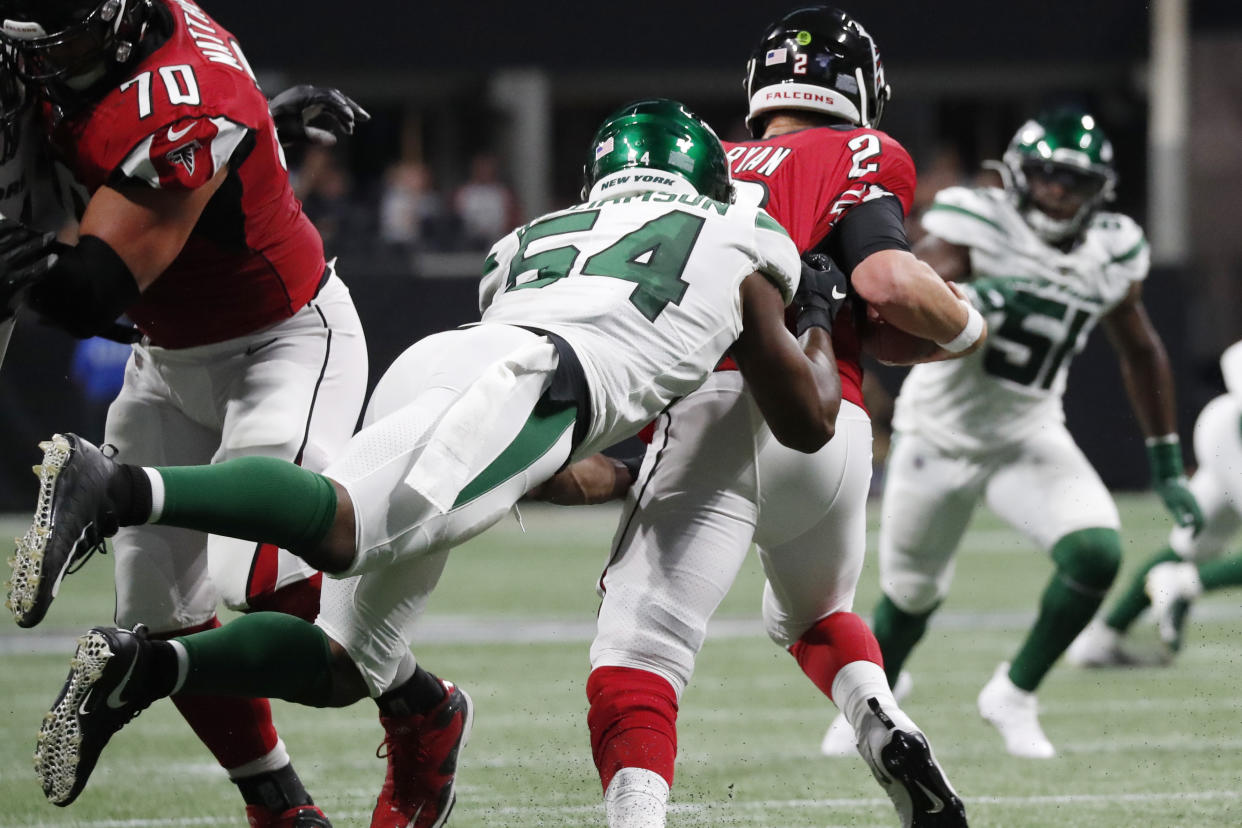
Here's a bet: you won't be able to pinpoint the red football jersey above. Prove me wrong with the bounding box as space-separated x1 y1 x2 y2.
44 0 326 348
723 126 917 410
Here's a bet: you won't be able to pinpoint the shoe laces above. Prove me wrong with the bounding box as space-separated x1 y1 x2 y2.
64 442 120 574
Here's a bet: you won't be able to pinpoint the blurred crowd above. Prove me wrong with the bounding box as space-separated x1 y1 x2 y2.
290 147 521 267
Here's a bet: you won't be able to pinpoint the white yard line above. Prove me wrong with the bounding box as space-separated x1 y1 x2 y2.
5 602 1241 654
4 789 1240 827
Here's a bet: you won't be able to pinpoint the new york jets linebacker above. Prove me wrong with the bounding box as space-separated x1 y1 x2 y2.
821 110 1203 759
15 99 846 825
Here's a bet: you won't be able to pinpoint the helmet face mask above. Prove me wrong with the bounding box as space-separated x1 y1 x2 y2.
582 98 734 204
999 110 1117 244
0 0 150 100
744 5 891 137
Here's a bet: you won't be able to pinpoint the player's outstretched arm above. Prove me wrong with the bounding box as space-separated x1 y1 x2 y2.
852 248 985 359
1102 283 1204 533
732 271 841 454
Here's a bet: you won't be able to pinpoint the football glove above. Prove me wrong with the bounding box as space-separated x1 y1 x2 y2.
268 85 371 148
0 218 59 321
1147 437 1204 535
794 252 850 336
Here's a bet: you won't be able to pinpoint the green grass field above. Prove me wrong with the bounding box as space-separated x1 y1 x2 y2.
1 496 1239 828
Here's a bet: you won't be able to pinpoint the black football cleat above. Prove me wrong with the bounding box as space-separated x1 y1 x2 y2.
35 625 156 806
7 433 120 627
859 697 968 827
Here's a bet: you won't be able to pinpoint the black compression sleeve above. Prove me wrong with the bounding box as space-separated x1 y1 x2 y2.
26 235 140 339
822 194 911 274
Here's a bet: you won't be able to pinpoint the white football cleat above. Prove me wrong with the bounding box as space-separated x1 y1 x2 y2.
821 670 912 757
1145 562 1202 651
977 662 1055 759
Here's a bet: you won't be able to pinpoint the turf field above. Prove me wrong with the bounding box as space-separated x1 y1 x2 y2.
1 495 1239 828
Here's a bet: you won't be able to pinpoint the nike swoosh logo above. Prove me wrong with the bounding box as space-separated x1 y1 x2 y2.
914 780 945 814
244 337 279 357
831 286 847 300
166 122 194 142
106 647 141 709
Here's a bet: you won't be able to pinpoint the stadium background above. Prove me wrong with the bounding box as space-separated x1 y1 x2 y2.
1 0 1240 503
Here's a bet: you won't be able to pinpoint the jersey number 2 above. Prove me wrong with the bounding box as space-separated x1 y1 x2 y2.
847 134 881 179
505 209 705 322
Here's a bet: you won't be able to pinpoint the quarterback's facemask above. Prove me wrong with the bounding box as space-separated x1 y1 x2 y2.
582 98 734 204
744 5 891 137
0 0 151 93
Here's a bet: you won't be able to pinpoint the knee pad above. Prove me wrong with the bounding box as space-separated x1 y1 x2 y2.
1051 527 1122 594
586 666 678 791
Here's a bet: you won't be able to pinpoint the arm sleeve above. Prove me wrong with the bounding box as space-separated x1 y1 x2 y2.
819 194 910 274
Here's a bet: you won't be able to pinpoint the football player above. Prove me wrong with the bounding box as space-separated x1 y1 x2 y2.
1070 340 1242 663
536 7 976 828
13 99 849 828
821 109 1203 760
0 1 370 825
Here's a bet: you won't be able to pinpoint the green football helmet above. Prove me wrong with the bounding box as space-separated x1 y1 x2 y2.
998 109 1117 244
582 98 733 203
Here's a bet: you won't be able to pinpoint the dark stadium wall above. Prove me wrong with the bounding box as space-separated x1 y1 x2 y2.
205 1 1149 74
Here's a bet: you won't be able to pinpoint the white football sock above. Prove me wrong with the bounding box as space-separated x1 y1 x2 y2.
604 767 670 828
832 659 919 736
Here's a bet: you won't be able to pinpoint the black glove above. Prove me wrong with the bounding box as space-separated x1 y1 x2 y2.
794 252 850 336
269 85 370 148
0 218 59 321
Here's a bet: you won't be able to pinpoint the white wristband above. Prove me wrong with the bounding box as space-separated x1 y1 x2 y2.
1144 434 1180 447
937 303 985 353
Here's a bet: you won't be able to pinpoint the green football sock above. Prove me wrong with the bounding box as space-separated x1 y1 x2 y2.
176 612 336 706
154 457 337 555
1010 528 1120 691
1198 553 1242 591
872 594 937 688
1103 547 1181 632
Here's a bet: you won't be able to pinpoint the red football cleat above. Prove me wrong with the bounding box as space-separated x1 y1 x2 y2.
371 680 474 828
246 803 332 827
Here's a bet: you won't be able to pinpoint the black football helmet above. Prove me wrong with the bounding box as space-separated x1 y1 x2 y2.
0 0 152 94
744 5 891 137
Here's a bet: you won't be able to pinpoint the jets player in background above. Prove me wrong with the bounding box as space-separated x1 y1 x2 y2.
0 1 370 826
1070 339 1242 664
821 109 1203 760
15 99 848 828
532 7 976 828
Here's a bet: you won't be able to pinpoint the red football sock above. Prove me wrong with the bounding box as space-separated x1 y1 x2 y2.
789 611 884 701
154 617 280 771
587 666 678 792
246 573 323 622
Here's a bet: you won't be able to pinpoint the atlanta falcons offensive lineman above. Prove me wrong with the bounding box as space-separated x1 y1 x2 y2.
534 7 980 828
0 1 367 825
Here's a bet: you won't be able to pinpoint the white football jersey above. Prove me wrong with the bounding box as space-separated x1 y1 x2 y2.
893 185 1149 454
479 189 801 456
